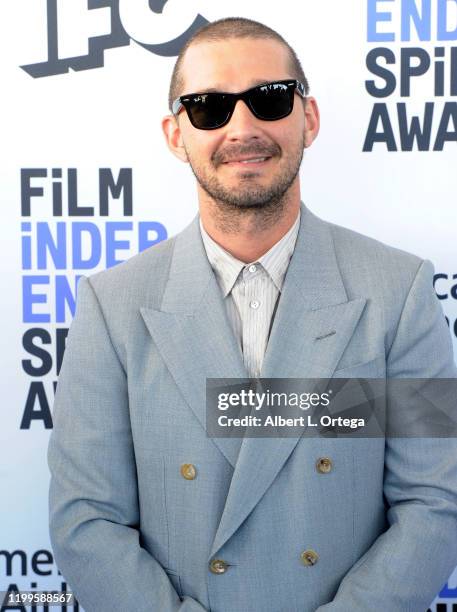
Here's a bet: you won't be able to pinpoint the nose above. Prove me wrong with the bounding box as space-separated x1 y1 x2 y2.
225 99 262 140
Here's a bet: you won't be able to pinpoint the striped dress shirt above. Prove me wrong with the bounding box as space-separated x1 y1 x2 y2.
199 210 300 378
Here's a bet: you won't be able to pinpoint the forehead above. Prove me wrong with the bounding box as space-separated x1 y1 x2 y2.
179 37 293 94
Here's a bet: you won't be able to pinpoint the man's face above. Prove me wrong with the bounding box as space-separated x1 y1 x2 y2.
164 37 319 211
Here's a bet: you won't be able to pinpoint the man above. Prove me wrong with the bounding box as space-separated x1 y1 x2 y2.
48 17 457 612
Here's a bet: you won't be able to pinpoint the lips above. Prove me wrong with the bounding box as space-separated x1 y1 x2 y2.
216 143 280 167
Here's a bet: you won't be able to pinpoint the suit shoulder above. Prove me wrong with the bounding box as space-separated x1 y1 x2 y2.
83 234 176 309
328 219 423 266
309 214 431 309
327 219 424 281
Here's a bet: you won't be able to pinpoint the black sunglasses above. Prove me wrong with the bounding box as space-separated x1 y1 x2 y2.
172 79 306 130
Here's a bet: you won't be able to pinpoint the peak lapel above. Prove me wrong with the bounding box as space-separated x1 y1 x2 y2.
140 217 248 468
210 205 367 557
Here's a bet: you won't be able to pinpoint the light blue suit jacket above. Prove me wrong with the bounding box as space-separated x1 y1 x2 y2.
48 204 457 611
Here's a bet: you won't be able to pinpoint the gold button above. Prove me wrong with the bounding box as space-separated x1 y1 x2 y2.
301 549 319 566
209 558 229 574
180 463 197 480
316 457 332 474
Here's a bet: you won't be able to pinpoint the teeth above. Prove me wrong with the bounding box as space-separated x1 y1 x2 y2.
240 157 267 164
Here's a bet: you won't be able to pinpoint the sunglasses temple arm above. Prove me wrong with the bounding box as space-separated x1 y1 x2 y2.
295 81 306 98
172 99 183 115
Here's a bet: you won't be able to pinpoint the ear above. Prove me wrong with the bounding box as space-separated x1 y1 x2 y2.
161 114 189 163
303 96 320 148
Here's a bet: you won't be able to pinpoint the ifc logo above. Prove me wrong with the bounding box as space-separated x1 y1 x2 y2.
21 0 209 78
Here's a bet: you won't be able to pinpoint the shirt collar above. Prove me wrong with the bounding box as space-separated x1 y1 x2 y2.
200 209 301 297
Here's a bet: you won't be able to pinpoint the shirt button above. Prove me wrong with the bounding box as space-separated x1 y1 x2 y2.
180 463 197 480
250 300 260 309
248 264 257 273
301 549 319 566
316 457 333 474
209 559 229 574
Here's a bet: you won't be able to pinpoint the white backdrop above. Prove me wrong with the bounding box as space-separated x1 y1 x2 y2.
1 1 456 610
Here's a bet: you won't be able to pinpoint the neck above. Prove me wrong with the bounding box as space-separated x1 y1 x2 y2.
199 184 301 263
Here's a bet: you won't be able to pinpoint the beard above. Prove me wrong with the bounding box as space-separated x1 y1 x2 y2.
184 136 305 215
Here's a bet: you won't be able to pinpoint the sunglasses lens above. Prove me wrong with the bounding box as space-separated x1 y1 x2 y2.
186 94 233 129
250 83 293 120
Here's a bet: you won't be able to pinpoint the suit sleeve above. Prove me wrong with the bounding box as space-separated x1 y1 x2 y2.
316 259 457 612
48 276 208 612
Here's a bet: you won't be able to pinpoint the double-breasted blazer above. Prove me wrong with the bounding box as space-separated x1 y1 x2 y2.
48 203 457 611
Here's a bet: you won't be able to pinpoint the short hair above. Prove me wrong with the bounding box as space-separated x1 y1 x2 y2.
168 16 310 111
